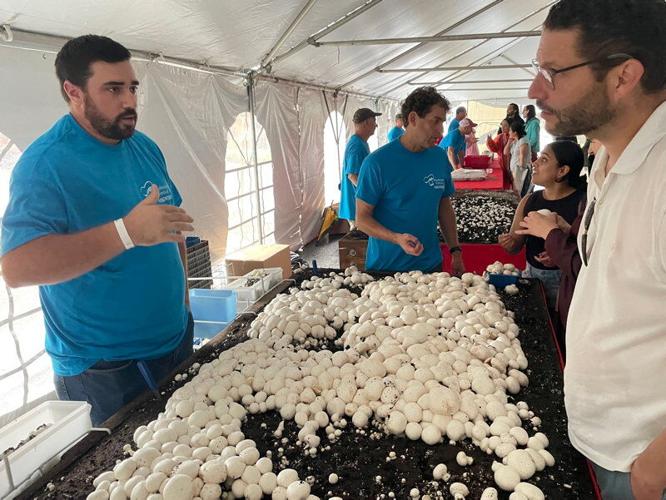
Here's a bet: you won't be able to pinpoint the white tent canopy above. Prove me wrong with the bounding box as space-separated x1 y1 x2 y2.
0 0 548 426
1 0 550 101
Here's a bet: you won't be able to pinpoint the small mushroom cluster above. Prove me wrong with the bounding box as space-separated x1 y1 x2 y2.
451 195 516 244
87 268 553 500
485 261 521 277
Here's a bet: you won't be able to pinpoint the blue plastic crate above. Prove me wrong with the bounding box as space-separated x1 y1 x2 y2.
193 320 231 339
487 273 520 288
185 236 201 248
189 289 237 322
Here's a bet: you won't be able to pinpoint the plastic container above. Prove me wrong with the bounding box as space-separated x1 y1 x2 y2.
192 320 231 339
463 155 491 169
189 289 237 340
487 273 520 288
189 289 237 322
261 267 284 288
185 236 201 248
227 272 273 303
0 401 92 498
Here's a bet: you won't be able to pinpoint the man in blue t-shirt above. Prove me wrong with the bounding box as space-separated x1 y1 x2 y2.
355 87 466 275
387 113 405 141
439 118 474 171
447 105 467 133
0 35 195 425
338 107 380 224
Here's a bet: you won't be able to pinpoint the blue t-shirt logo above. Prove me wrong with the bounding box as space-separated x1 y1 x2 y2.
140 180 153 198
423 174 450 190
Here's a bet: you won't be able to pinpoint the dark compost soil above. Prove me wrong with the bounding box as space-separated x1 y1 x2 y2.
23 271 593 500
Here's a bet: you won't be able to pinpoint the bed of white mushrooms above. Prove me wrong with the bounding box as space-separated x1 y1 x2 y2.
451 195 516 244
87 267 554 500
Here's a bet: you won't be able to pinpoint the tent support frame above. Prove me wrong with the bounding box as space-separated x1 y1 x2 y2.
247 74 265 244
313 30 541 47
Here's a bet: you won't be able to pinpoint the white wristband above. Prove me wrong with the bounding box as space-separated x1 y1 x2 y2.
114 218 135 250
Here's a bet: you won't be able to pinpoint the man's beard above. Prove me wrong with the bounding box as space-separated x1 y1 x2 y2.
538 83 616 136
84 96 137 140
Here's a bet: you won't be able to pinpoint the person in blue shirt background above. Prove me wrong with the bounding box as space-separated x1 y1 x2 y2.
448 105 467 133
355 87 465 275
338 107 380 226
0 35 195 425
439 118 474 170
387 113 405 141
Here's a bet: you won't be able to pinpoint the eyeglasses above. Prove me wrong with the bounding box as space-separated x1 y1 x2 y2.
531 53 633 90
580 198 596 266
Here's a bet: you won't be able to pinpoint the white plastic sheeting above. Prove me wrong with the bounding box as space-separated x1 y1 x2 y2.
0 0 551 101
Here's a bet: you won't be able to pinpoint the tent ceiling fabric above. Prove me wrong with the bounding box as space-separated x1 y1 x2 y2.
0 0 550 101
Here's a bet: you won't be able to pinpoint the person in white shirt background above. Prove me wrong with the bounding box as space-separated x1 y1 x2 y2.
527 0 666 499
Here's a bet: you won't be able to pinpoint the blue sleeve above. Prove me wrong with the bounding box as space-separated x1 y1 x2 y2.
344 143 367 176
355 156 383 206
441 133 452 149
1 156 68 256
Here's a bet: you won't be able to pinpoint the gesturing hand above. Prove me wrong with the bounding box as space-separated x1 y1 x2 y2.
395 233 423 256
498 232 520 252
123 184 194 246
515 211 559 240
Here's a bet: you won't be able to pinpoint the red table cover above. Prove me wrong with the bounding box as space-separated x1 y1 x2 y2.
440 243 526 275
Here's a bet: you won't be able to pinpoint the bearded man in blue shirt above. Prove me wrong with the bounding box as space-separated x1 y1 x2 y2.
1 35 195 425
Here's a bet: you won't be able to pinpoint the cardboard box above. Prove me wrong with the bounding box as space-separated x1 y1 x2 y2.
225 244 292 280
338 233 368 270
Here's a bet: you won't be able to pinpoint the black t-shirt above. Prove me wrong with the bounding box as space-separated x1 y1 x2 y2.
523 189 586 269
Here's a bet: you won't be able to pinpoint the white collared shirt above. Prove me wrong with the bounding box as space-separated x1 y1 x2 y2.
565 100 666 472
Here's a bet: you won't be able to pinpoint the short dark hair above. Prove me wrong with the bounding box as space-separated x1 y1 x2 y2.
544 0 665 93
549 140 587 190
510 121 526 137
395 113 403 121
55 35 132 102
401 87 450 123
524 104 536 120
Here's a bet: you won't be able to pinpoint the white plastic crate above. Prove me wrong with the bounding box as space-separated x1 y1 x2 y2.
261 267 284 288
227 269 278 303
0 400 92 498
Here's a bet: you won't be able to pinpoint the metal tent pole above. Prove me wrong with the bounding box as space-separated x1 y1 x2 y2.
247 74 264 244
313 31 541 47
260 0 318 69
267 0 384 68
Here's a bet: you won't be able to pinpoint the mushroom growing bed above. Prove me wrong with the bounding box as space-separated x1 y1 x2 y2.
450 191 518 245
24 269 593 500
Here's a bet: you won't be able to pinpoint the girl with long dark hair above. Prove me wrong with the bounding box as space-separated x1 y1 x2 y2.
499 140 587 310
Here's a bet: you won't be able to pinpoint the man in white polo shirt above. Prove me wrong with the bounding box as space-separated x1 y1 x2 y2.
528 1 666 499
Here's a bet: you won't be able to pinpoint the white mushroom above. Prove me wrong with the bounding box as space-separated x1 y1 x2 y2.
514 482 545 500
480 487 499 500
493 463 521 491
162 474 193 500
449 482 470 499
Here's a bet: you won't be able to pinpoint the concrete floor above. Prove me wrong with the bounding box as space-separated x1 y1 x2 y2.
299 233 343 269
